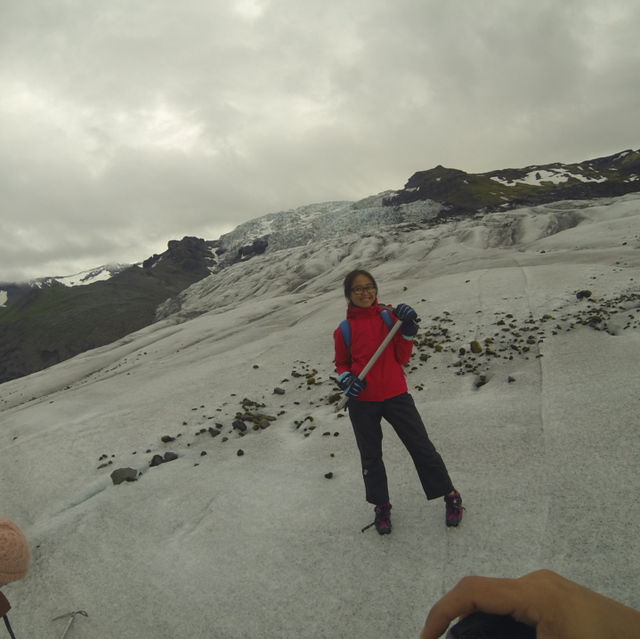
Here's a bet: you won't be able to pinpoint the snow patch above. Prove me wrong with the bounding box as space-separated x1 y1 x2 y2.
63 264 131 286
491 168 608 187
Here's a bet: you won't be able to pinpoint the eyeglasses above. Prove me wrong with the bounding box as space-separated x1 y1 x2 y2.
351 284 377 295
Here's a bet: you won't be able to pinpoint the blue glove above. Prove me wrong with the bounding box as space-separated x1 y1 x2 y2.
394 303 418 321
337 372 367 398
394 303 419 337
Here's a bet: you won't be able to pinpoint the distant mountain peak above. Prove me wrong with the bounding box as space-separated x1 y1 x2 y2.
35 264 133 288
387 148 640 213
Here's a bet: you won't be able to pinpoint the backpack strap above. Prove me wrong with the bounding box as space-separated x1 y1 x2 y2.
379 308 394 330
339 319 351 348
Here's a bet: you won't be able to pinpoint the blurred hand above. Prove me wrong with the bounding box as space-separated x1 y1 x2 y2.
419 569 640 639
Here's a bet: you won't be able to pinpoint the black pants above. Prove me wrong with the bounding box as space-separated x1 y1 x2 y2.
348 393 454 505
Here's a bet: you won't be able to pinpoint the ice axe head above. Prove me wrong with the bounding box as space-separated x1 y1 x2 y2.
53 610 88 639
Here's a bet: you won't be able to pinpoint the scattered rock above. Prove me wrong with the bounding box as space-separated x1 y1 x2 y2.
256 418 272 430
232 419 247 433
150 452 179 467
474 374 488 389
150 454 165 467
110 467 139 485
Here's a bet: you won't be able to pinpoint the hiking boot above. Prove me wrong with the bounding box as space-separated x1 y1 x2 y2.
374 502 392 535
444 491 463 527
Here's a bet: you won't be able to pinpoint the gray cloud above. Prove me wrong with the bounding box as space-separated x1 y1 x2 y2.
1 0 639 281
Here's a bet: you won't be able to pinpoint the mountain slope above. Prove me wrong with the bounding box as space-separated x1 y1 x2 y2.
0 192 639 637
0 237 216 383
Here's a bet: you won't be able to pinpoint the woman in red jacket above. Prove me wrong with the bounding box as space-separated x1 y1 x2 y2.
334 269 463 534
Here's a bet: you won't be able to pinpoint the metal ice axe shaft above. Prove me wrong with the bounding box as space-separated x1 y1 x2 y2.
53 610 88 639
336 320 403 411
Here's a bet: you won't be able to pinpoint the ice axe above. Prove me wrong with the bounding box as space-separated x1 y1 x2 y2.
336 319 403 411
53 609 88 639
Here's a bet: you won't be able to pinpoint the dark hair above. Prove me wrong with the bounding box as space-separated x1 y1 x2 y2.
343 269 378 299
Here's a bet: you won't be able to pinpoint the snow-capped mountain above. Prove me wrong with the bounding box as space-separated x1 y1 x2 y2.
34 264 133 289
1 149 639 385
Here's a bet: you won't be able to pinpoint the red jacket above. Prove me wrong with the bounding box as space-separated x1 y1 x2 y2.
334 301 414 401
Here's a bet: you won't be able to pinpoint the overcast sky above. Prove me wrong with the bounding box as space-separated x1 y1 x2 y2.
1 0 639 282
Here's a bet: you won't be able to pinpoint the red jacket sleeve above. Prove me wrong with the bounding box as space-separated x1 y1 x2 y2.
392 329 414 365
390 308 414 365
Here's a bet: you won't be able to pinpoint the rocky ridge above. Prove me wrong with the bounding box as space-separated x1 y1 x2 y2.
387 148 640 213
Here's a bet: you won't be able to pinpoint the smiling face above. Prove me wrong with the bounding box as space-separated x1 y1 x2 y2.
349 273 377 308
